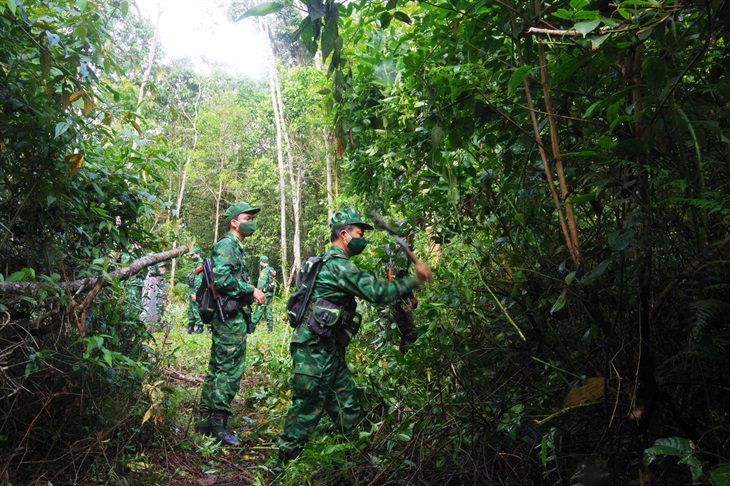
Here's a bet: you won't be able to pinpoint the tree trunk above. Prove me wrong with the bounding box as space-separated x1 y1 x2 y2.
323 129 334 220
170 82 203 285
0 246 189 295
273 66 302 277
136 0 160 115
214 154 225 242
261 18 290 289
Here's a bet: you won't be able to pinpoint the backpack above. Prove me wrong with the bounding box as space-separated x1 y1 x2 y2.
195 258 216 324
286 255 325 328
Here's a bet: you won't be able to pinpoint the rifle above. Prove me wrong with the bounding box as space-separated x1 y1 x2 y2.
375 215 419 350
195 258 226 323
370 212 419 265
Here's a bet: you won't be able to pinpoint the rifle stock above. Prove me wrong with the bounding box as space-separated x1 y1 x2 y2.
196 260 226 322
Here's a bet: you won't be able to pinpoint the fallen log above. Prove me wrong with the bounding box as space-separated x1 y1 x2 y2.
0 245 191 296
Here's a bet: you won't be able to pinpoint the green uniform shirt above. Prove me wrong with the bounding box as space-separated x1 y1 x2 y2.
212 232 255 300
291 245 419 345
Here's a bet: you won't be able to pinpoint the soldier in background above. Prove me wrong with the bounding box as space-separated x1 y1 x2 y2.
251 255 276 332
186 247 205 334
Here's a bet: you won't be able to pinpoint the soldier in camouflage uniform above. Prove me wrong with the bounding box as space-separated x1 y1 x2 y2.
278 208 433 461
251 255 276 332
186 247 205 334
196 202 266 445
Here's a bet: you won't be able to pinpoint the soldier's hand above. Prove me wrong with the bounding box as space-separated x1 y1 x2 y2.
253 288 266 305
415 261 433 284
191 295 197 303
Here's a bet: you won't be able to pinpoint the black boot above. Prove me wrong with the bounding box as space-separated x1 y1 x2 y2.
194 408 212 435
193 325 203 334
187 323 195 334
210 412 239 446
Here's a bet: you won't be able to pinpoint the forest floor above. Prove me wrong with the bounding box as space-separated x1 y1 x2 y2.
147 302 293 486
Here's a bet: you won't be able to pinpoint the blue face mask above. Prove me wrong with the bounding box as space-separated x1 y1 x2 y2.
346 231 368 256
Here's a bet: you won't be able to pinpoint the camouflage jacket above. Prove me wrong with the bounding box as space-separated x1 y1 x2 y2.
291 246 419 345
212 232 255 300
257 265 276 295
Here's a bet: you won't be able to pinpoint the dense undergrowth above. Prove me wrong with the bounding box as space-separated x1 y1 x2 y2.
3 229 728 485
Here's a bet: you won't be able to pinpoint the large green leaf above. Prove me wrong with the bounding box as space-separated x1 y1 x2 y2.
321 5 339 61
711 465 730 486
643 437 702 483
574 19 600 37
508 65 532 95
235 2 285 21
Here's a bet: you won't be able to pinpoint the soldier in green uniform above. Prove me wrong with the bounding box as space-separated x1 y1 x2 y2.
186 247 205 334
278 208 433 461
196 202 266 445
251 255 276 332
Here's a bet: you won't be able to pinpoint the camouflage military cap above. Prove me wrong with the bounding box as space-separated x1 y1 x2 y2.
330 208 374 231
223 202 260 220
260 255 269 262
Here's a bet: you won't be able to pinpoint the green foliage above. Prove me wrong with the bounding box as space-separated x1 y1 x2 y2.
2 0 730 483
711 465 730 486
644 437 702 483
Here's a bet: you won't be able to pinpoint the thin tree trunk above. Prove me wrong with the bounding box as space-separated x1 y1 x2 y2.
273 66 301 275
261 18 290 288
534 0 581 267
136 0 160 114
511 2 581 269
170 83 203 284
214 154 225 242
323 129 334 219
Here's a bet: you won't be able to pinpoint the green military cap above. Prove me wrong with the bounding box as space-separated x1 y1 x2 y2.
223 201 260 220
330 208 374 231
260 255 269 262
157 261 167 267
190 246 201 254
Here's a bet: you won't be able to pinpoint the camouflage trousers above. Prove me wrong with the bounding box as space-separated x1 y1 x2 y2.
251 293 273 330
187 296 203 328
278 342 362 460
199 311 249 414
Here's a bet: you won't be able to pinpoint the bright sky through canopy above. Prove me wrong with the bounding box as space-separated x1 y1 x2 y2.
136 0 267 78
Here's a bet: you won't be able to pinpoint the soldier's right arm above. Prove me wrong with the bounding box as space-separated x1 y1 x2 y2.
325 258 421 306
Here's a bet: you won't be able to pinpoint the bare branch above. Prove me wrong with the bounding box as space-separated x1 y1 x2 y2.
0 245 191 295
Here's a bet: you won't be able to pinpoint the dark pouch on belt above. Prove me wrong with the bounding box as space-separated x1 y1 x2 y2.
308 298 341 339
